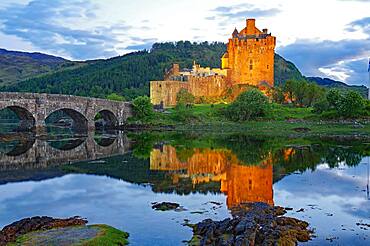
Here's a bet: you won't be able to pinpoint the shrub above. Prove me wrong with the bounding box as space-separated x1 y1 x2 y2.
132 96 154 120
225 89 269 121
171 103 197 122
176 88 195 105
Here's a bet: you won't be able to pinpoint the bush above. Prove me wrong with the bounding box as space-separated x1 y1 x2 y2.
225 89 269 121
171 103 197 122
176 88 195 105
315 89 367 118
106 93 125 101
132 96 154 121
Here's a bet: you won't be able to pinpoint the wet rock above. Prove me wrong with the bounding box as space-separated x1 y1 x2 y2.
152 202 180 211
0 216 87 245
188 202 313 246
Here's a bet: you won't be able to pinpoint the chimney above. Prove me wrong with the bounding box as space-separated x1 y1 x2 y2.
263 28 268 34
246 19 256 35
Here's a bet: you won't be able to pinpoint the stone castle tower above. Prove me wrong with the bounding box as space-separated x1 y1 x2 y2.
150 18 276 107
222 19 276 88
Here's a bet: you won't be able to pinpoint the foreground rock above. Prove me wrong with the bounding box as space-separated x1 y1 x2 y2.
188 202 312 246
152 202 180 211
0 216 129 245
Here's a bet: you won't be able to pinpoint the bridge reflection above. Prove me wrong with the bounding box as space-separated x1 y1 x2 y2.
0 132 131 171
150 145 274 208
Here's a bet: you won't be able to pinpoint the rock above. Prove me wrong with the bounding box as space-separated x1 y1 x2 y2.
0 216 87 245
189 202 313 245
0 217 129 245
151 202 180 211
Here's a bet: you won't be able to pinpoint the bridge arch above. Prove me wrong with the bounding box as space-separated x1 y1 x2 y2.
94 109 118 129
45 108 88 133
0 105 36 131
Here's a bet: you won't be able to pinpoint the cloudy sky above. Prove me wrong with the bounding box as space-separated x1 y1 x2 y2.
0 0 369 85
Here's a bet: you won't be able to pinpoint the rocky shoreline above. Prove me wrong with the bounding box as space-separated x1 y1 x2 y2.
0 216 129 245
188 202 313 246
0 216 87 245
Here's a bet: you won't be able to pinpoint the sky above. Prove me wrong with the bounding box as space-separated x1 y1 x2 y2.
0 0 369 86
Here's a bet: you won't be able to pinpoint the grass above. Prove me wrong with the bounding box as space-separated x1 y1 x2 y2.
129 103 370 137
9 224 129 246
82 224 129 245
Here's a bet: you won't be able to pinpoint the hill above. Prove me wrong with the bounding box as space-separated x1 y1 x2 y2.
306 77 368 97
0 48 83 87
0 42 304 99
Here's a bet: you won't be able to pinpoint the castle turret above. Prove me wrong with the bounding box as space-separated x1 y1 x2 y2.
246 19 256 35
232 28 239 38
226 18 276 88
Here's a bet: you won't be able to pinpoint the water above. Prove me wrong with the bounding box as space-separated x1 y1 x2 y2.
0 128 369 245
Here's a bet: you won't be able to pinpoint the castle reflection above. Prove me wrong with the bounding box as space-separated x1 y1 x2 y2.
150 145 274 208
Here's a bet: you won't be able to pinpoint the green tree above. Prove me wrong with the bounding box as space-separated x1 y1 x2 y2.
176 88 195 105
337 90 365 117
225 89 269 121
272 86 285 104
326 89 342 109
132 96 154 120
106 93 125 101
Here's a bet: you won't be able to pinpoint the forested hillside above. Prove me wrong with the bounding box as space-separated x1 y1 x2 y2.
0 48 83 86
306 77 368 98
1 42 303 99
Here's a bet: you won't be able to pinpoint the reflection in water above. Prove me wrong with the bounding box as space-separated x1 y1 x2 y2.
0 132 131 172
0 132 369 245
150 145 273 207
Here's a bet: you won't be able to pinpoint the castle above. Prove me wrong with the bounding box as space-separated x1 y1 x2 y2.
150 19 276 107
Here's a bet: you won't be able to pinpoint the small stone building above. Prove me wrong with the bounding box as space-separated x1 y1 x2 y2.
150 18 276 107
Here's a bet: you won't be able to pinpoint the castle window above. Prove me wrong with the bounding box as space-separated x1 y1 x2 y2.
250 65 253 70
267 65 269 69
159 84 162 88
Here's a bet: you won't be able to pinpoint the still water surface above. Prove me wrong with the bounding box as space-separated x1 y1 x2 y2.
0 129 369 245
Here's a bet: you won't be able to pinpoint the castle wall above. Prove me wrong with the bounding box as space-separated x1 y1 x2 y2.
150 75 228 107
150 80 189 107
227 36 275 88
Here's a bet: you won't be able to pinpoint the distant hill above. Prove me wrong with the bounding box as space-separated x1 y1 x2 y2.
0 42 366 99
0 42 305 99
0 48 83 86
306 77 368 98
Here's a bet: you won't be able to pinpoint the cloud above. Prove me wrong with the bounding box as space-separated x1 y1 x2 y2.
0 0 130 60
278 37 370 85
125 37 157 51
346 17 370 34
210 3 281 21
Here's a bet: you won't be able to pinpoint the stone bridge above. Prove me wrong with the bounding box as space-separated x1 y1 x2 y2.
0 92 133 133
0 132 132 172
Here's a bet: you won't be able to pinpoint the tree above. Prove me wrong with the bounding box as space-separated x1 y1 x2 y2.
272 86 285 104
176 88 195 105
132 96 154 120
225 89 269 121
106 93 125 101
326 89 342 109
336 91 365 117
